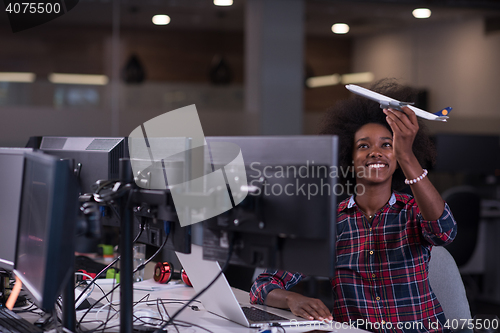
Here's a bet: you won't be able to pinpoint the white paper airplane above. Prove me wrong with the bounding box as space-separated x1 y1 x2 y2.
345 84 451 122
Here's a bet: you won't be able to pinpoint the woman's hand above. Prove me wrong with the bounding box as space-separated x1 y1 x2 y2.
383 106 445 220
285 293 333 321
383 106 418 164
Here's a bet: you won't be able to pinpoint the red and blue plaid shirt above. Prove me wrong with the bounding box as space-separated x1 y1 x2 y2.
250 192 457 333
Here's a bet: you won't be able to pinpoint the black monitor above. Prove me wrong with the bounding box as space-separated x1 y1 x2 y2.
37 136 128 195
434 133 500 175
0 148 32 271
14 151 79 312
202 136 338 277
37 136 176 250
128 137 196 254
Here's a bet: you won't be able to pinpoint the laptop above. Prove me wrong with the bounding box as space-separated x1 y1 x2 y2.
176 244 325 328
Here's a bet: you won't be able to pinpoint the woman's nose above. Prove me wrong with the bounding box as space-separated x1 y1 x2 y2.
368 150 382 158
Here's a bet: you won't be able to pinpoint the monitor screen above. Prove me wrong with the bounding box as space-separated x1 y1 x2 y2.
202 136 338 277
0 148 32 271
434 133 500 175
14 152 79 312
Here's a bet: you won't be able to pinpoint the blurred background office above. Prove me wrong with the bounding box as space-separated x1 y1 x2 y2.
1 0 499 316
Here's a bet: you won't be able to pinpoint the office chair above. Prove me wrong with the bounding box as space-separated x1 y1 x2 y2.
428 246 472 327
441 185 482 315
429 247 499 333
441 185 481 267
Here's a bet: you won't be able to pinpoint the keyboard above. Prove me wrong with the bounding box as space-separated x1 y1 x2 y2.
75 255 109 275
0 307 43 333
241 306 288 322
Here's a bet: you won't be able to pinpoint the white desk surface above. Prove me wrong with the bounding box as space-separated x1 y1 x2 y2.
73 278 367 333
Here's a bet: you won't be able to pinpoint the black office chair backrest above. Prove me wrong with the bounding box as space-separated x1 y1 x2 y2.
442 186 481 267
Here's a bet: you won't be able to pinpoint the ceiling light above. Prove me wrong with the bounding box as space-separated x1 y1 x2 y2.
152 15 171 25
331 23 349 34
306 72 374 88
412 8 431 19
48 73 108 85
341 72 375 84
306 74 341 88
0 72 36 83
214 0 233 6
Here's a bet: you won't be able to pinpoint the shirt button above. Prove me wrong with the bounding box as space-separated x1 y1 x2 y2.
372 274 376 278
369 251 374 255
369 228 372 232
376 297 381 301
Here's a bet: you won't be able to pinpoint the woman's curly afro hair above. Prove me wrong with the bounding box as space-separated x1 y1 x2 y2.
318 79 436 191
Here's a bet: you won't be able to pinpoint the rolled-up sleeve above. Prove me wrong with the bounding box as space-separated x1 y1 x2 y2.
420 202 457 246
249 269 304 305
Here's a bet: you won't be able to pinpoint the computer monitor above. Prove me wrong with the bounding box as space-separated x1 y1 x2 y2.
202 136 338 277
14 151 79 312
0 148 32 271
434 133 500 175
37 136 182 251
128 137 195 254
37 136 128 195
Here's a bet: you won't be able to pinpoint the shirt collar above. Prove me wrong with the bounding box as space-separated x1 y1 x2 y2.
346 192 397 209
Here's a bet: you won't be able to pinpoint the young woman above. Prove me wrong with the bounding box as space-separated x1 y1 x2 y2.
250 80 457 332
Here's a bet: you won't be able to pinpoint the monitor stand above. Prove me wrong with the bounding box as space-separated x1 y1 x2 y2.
0 272 7 306
62 259 76 332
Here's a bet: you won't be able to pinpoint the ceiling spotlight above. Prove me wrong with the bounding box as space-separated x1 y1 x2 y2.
214 0 233 6
412 8 431 19
152 15 171 25
48 73 108 85
331 23 349 34
0 72 36 83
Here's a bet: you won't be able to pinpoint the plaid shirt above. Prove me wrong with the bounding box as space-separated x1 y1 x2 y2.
250 192 457 333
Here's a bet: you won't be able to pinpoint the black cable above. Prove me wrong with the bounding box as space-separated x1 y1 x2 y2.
75 182 144 307
159 298 180 333
154 234 236 333
93 182 133 203
74 220 146 306
275 324 286 333
101 267 118 333
77 229 170 330
78 298 214 333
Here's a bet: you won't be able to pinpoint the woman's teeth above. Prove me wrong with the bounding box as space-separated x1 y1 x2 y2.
368 164 385 169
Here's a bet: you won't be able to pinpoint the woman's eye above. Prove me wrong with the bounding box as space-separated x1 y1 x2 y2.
358 144 368 149
382 142 392 148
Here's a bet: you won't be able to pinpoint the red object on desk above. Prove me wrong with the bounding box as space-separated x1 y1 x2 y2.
77 269 97 280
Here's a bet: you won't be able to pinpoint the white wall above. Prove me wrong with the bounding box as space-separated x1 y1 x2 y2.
353 17 500 134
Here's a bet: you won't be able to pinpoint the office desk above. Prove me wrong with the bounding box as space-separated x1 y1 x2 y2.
75 278 368 333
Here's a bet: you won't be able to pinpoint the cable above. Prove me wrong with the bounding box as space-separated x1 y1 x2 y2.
5 275 22 310
154 233 236 333
74 220 146 306
158 298 180 333
92 181 133 203
77 226 170 330
78 296 213 333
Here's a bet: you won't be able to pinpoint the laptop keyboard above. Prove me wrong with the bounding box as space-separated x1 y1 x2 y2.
241 306 289 322
0 307 43 333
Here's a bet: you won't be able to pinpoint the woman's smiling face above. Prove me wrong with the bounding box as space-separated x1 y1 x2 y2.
352 123 397 186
